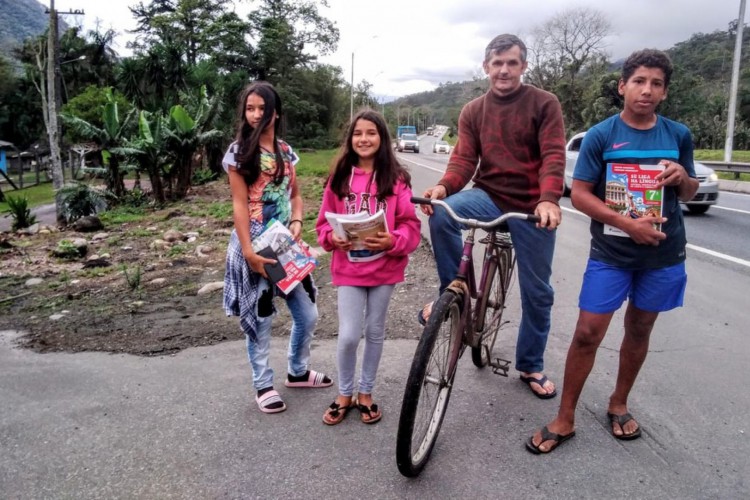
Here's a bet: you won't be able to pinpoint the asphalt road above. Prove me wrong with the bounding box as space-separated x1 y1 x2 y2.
1 138 749 498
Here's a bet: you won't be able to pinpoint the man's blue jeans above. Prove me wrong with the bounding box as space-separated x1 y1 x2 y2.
429 188 556 373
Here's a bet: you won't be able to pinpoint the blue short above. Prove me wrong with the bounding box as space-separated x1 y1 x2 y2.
578 259 687 314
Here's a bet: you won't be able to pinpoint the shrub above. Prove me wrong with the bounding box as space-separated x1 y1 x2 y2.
121 264 142 291
192 168 218 186
4 195 37 230
120 188 151 208
57 183 107 222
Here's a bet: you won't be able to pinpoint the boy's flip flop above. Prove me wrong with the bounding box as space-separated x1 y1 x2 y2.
526 426 576 454
284 370 333 388
607 412 642 440
255 390 286 414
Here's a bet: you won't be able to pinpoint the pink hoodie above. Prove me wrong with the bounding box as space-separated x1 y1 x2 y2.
315 167 421 287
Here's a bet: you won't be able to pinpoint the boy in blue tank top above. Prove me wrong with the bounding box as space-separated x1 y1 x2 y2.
527 49 699 454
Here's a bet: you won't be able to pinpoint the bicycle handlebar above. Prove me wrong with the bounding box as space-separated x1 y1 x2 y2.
411 196 541 228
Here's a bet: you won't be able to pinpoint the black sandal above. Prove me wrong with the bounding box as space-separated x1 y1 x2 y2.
357 402 382 425
322 400 353 426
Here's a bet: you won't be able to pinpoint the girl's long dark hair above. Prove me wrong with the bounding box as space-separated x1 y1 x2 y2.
233 81 285 186
328 109 411 199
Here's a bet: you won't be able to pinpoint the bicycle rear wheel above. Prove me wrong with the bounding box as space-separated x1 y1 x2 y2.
471 245 513 367
396 290 463 477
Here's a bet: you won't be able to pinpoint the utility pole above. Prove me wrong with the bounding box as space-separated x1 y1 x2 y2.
44 1 84 225
725 0 746 176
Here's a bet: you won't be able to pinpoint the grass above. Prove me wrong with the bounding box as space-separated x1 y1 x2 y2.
297 149 337 177
99 206 147 225
693 149 750 181
0 182 55 212
185 201 233 220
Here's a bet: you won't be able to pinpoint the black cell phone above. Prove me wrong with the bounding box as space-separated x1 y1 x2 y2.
257 246 287 283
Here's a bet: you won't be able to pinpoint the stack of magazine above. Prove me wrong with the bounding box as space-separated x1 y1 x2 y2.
324 209 388 262
252 220 318 293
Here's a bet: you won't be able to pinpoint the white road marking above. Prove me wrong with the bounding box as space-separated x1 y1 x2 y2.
712 205 750 215
398 155 446 174
685 244 750 267
560 206 750 268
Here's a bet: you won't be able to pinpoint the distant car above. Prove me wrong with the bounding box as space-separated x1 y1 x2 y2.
433 140 450 154
397 133 419 153
564 131 719 213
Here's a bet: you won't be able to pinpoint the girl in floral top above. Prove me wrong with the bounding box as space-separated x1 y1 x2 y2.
223 81 331 414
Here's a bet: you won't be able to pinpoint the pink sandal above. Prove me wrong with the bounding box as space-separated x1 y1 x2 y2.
284 370 333 388
255 390 286 414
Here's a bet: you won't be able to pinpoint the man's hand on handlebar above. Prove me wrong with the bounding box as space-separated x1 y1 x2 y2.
535 201 562 230
420 185 447 215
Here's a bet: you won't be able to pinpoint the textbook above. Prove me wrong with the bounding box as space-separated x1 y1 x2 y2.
603 163 665 237
324 209 389 262
252 219 318 293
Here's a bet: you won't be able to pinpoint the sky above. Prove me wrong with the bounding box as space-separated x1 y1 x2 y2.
46 0 749 100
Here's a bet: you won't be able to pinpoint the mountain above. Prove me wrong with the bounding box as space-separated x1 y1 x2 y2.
0 0 50 59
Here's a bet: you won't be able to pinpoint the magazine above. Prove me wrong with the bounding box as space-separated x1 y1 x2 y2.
252 219 318 294
603 163 665 237
324 209 389 262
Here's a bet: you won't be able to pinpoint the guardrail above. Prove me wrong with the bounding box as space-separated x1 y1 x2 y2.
699 160 750 177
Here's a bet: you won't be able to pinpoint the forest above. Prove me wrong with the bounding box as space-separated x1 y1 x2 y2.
2 1 750 203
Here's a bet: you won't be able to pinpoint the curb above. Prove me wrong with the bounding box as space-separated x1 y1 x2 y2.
718 179 750 194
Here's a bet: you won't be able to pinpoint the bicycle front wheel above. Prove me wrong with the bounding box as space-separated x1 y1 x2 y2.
471 246 512 367
396 290 463 477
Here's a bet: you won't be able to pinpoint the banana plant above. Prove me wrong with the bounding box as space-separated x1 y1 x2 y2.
115 110 170 203
62 88 134 197
164 86 224 199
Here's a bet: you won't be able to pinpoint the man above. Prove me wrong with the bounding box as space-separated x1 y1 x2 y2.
420 34 566 399
527 49 699 454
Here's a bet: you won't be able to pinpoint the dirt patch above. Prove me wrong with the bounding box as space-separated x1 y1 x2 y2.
0 180 439 356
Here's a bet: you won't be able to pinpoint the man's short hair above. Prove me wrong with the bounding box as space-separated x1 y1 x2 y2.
622 49 673 88
485 34 527 63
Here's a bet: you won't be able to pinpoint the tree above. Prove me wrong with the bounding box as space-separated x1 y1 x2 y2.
62 88 134 197
117 110 170 202
246 0 339 81
163 86 223 198
526 7 612 134
129 0 250 68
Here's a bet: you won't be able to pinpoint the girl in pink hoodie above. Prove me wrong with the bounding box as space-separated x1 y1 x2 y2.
315 109 421 425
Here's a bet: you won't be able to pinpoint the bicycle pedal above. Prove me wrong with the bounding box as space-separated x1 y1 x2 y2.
490 358 511 377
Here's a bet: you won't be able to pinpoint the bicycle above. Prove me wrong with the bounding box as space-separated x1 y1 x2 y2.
396 197 540 477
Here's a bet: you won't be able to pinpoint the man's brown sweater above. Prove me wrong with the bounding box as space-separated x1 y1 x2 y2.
439 84 566 214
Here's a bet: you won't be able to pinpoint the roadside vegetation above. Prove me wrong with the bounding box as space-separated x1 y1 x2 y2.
2 2 750 219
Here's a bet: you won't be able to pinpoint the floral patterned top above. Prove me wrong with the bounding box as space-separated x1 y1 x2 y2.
222 140 299 228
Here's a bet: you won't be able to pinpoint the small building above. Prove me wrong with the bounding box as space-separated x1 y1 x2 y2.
0 140 14 174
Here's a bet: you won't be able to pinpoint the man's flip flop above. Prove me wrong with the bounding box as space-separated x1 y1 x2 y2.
417 302 433 326
526 426 576 454
255 390 286 414
520 374 558 399
284 370 333 388
607 412 642 440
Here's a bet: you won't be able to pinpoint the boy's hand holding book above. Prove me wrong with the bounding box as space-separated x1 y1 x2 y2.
624 216 668 246
656 160 689 189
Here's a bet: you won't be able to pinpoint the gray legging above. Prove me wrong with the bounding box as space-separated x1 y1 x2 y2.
336 284 395 396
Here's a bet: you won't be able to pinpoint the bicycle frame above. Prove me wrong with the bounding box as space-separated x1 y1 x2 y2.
414 196 540 376
396 197 541 477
